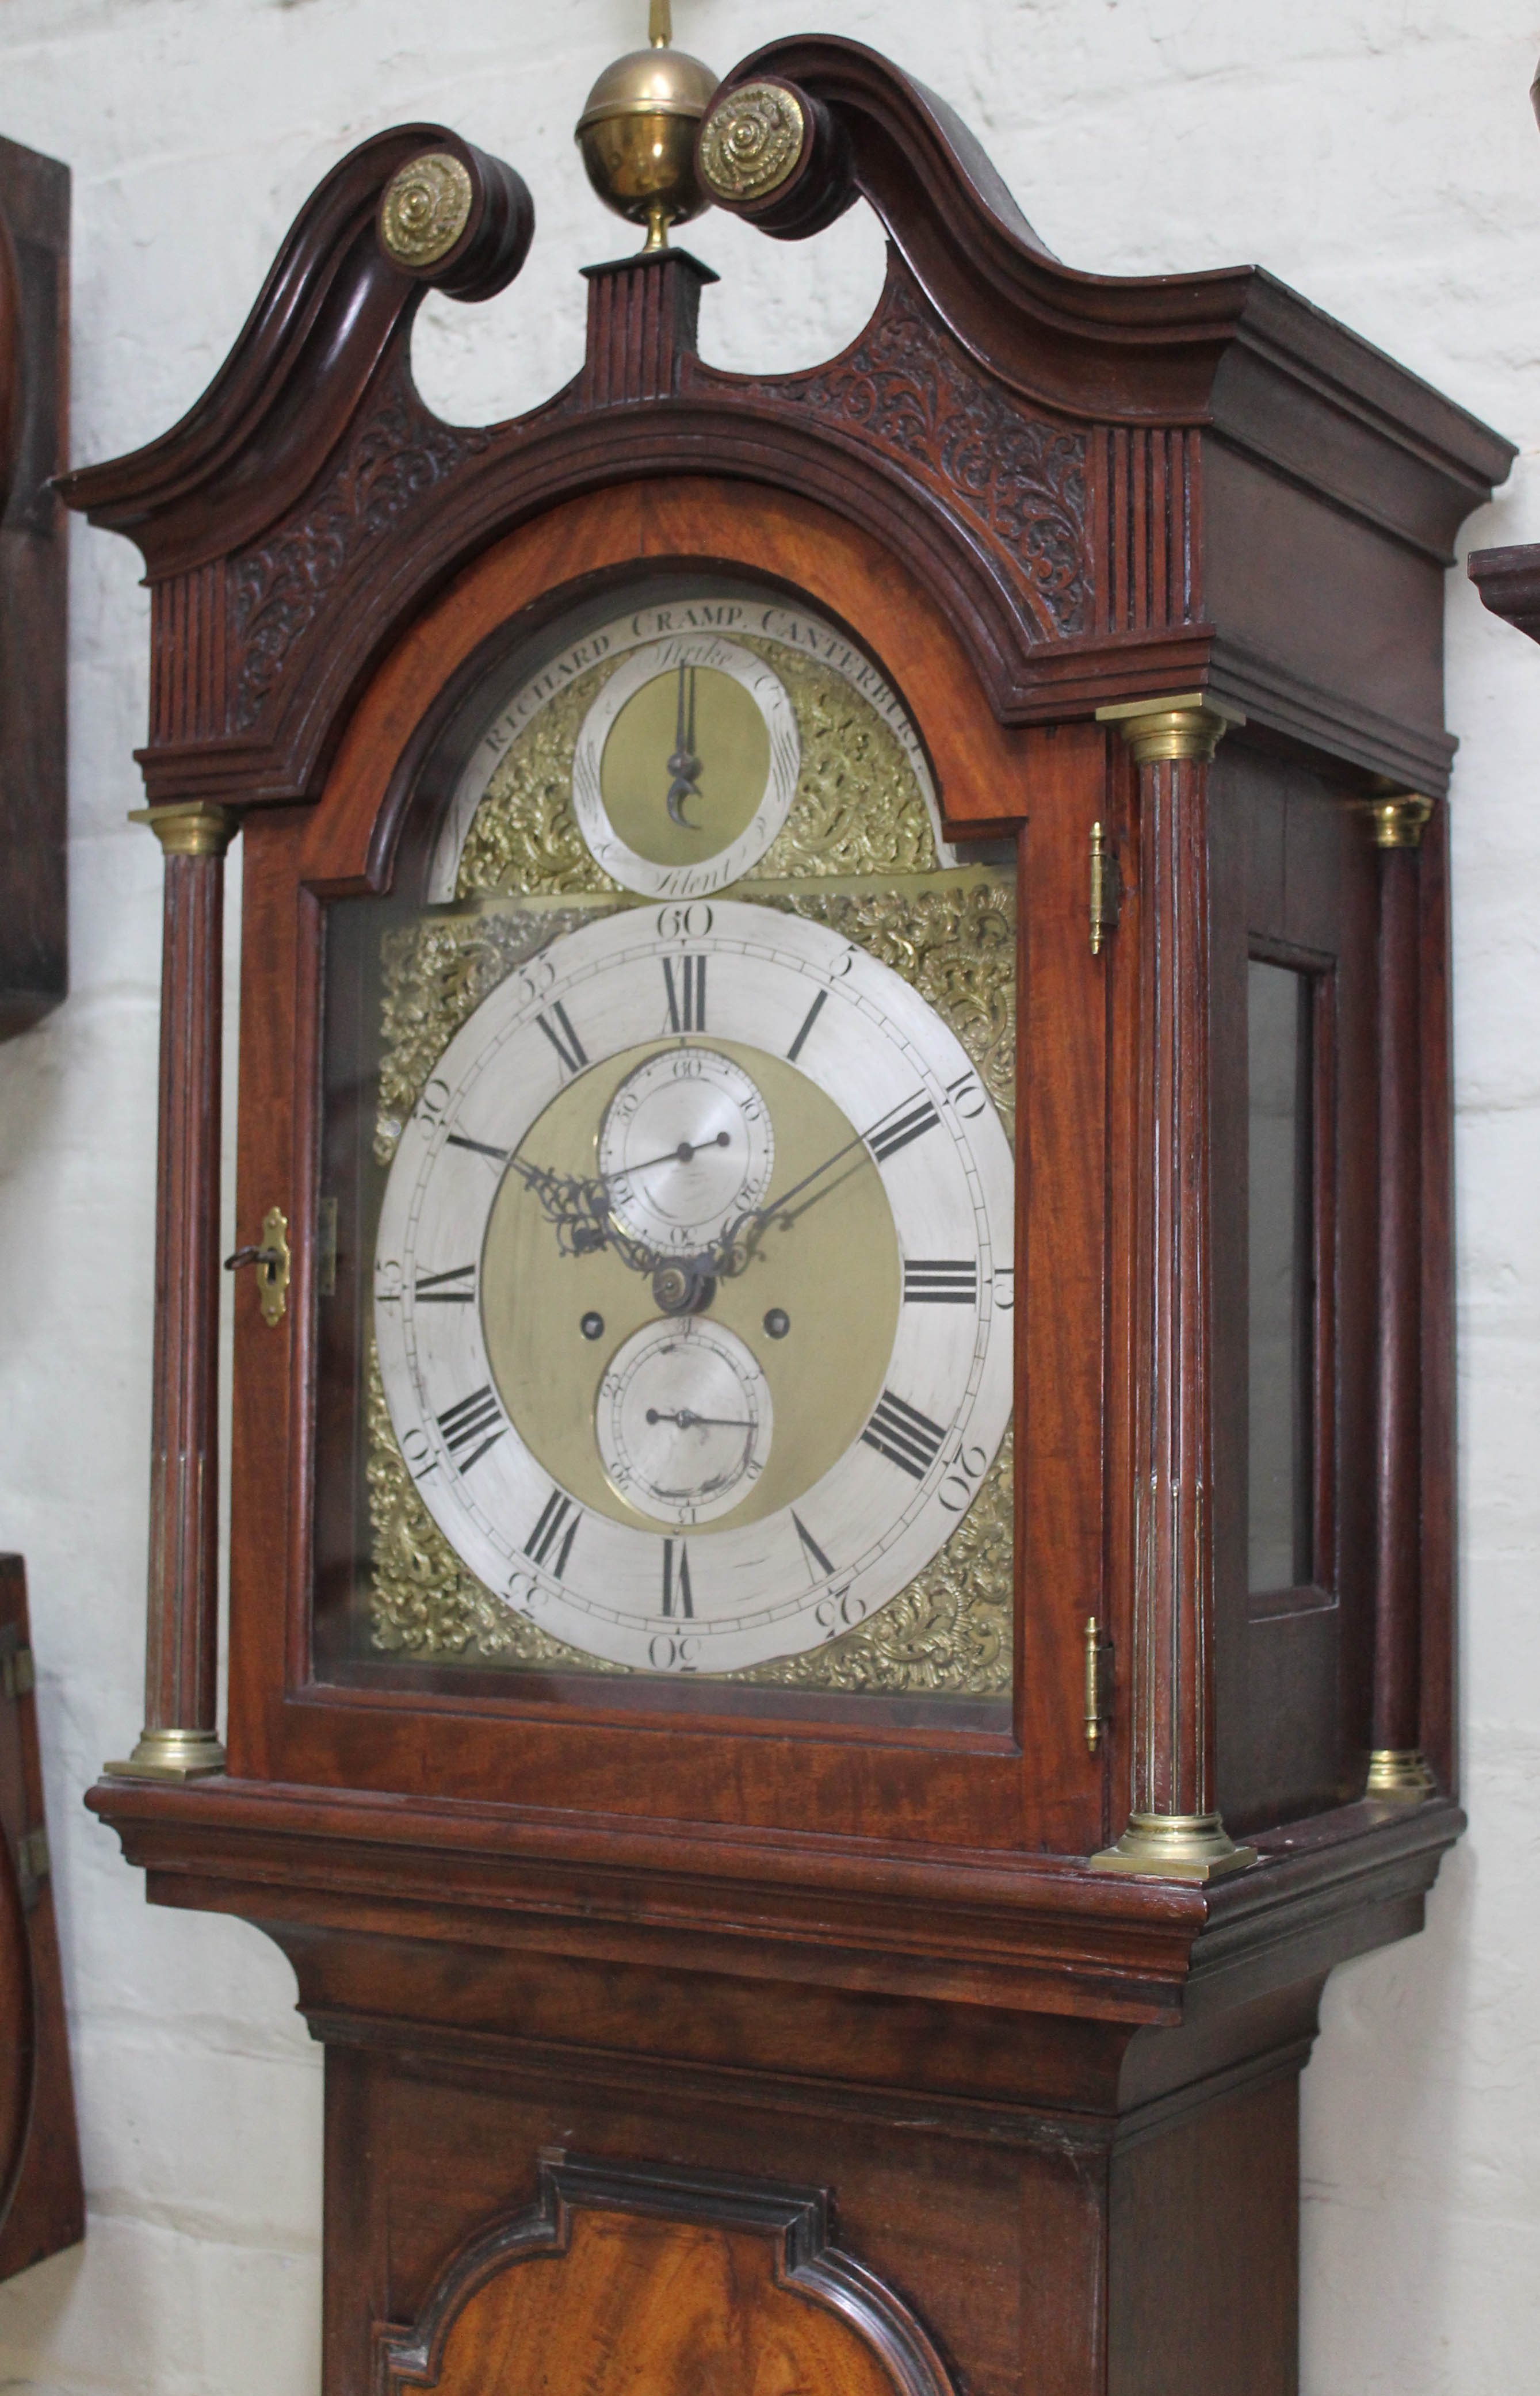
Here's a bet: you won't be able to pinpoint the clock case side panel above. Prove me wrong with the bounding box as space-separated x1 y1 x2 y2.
0 137 68 1040
1206 744 1380 1835
224 480 1115 1860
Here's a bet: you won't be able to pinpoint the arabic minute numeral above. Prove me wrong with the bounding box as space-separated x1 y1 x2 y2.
815 1585 869 1641
866 1094 941 1164
656 902 713 941
660 1538 694 1618
861 1389 946 1480
945 1069 988 1122
535 1000 588 1078
400 1423 435 1478
903 1258 978 1305
662 954 707 1034
938 1440 990 1514
435 1385 507 1474
524 1488 579 1577
414 1262 476 1305
516 954 556 1006
648 1630 701 1673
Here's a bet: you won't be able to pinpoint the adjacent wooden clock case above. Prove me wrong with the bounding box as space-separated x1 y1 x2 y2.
66 38 1510 2395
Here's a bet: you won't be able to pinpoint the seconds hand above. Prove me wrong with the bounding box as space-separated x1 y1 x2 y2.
607 1130 729 1181
645 1408 755 1428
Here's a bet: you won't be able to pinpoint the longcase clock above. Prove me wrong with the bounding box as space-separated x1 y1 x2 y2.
65 24 1510 2393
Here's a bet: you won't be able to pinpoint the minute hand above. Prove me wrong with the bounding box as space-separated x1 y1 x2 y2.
715 1119 879 1271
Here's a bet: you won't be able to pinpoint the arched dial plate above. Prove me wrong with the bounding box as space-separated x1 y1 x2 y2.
426 595 954 903
374 901 1014 1676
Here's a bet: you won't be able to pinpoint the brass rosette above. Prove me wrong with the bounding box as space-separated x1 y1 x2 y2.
378 151 474 269
698 82 807 203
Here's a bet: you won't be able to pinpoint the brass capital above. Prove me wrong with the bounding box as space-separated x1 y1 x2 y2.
129 801 238 858
1365 1748 1437 1800
1088 1810 1258 1883
102 1726 226 1782
1362 794 1434 849
1095 691 1245 766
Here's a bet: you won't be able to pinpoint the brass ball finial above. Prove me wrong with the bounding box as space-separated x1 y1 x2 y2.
575 2 719 252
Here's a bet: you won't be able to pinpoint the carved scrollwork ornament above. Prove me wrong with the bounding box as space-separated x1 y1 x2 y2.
698 81 807 201
379 151 474 268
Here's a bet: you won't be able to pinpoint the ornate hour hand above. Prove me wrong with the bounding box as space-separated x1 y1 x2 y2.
664 662 701 826
507 1129 734 1258
505 1154 616 1258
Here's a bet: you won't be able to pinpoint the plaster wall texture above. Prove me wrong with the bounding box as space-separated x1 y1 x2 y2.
0 2 1534 2391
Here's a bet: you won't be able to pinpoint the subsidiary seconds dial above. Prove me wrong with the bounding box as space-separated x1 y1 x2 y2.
373 901 1014 1675
597 1048 773 1254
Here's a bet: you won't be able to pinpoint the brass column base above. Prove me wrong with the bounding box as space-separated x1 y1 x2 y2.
1089 1812 1258 1883
1365 1748 1437 1801
102 1727 226 1782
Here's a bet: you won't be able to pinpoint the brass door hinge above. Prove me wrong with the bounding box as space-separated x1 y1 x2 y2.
1089 822 1122 954
225 1205 291 1326
1 1648 35 1700
1084 1616 1112 1753
16 1825 49 1910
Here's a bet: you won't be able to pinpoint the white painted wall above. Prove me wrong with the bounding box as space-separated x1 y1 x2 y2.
0 3 1534 2390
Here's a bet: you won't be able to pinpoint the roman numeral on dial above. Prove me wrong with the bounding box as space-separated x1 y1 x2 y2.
792 1512 835 1582
662 955 707 1033
445 1132 508 1164
415 1262 476 1304
535 1000 588 1078
862 1389 946 1480
866 1094 941 1164
903 1259 978 1305
786 987 828 1064
660 1538 694 1618
525 1488 579 1577
435 1385 506 1473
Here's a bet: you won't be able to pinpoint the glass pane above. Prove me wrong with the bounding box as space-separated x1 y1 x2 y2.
1247 960 1312 1591
307 572 1018 1730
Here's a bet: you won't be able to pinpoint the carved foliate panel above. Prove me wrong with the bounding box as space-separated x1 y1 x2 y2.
716 263 1092 642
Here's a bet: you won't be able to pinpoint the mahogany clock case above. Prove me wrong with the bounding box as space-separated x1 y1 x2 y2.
58 19 1508 1944
60 35 1512 2396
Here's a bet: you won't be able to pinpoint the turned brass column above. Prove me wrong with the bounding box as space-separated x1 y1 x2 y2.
1363 794 1438 1801
106 801 237 1782
1090 695 1256 1882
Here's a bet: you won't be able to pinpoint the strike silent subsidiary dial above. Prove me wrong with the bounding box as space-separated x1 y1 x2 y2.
596 1316 773 1526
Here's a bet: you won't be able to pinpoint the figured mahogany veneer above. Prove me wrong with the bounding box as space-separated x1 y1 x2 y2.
63 33 1508 2394
375 2152 951 2396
